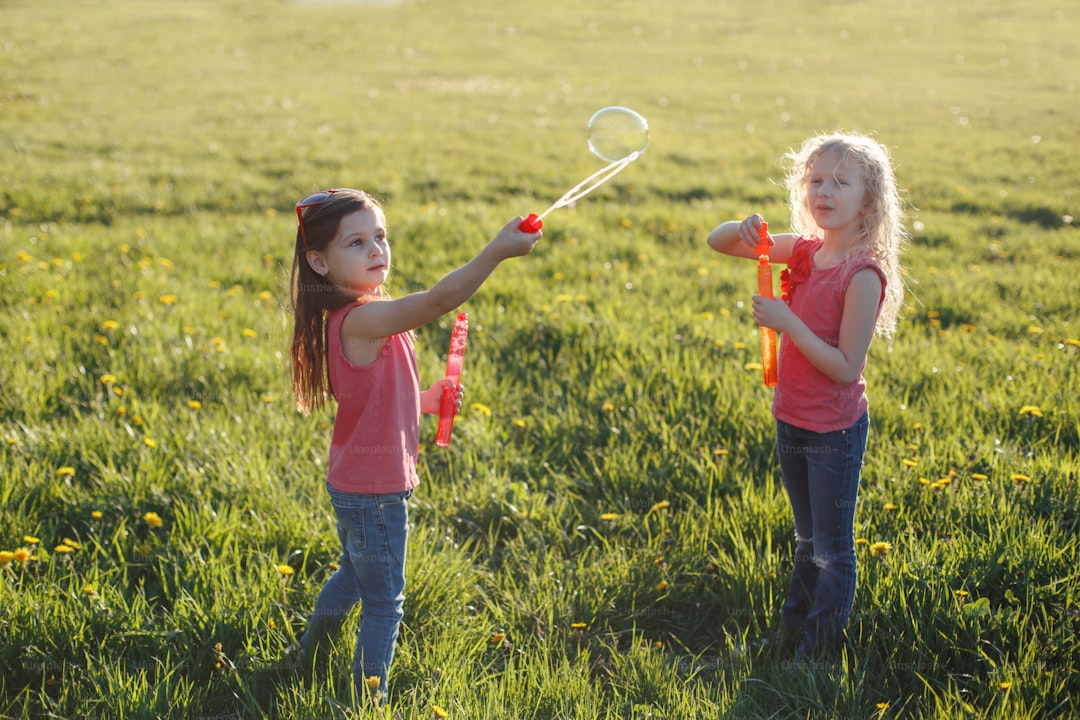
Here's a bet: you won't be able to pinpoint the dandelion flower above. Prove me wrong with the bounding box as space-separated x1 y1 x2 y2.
188 400 202 410
972 473 988 482
54 544 74 554
601 402 615 413
1018 405 1043 418
902 459 917 468
470 402 492 417
513 419 526 428
433 706 449 719
100 374 117 385
101 320 119 331
82 584 96 596
63 538 81 549
143 438 157 448
870 541 893 558
571 622 586 630
242 328 257 338
91 511 103 519
490 632 506 644
159 294 178 306
275 564 294 577
999 681 1012 690
0 551 15 564
883 502 898 511
1011 474 1031 483
24 536 40 545
656 580 669 592
13 547 32 562
855 538 869 546
599 513 618 522
365 675 380 692
143 512 163 528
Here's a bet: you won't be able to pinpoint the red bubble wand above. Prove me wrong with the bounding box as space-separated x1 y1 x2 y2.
435 312 468 447
519 106 649 233
756 221 778 387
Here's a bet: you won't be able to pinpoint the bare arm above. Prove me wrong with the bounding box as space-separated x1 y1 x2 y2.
753 268 883 385
707 214 798 264
345 217 540 340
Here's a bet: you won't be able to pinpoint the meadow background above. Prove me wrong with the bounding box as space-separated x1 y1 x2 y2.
1 0 1078 718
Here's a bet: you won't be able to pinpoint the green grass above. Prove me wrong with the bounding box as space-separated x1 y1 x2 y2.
2 0 1078 717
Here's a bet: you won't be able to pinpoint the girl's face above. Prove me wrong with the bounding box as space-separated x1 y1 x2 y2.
307 207 390 295
806 150 868 238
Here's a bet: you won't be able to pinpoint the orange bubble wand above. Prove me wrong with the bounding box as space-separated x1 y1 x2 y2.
755 222 778 387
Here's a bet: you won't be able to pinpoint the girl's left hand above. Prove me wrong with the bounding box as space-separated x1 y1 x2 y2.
421 379 465 415
752 295 795 333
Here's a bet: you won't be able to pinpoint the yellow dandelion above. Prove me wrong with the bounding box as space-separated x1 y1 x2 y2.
601 402 615 413
433 706 449 719
23 535 40 545
275 564 294 577
855 538 869 546
931 478 950 490
258 290 273 301
870 541 893 558
143 438 157 448
94 335 108 345
0 551 15 564
82 584 96 596
58 466 75 477
656 580 669 592
999 681 1011 690
599 513 618 522
954 590 969 598
876 702 889 713
113 386 125 397
63 538 81 549
653 556 665 564
1063 338 1080 348
972 473 988 481
91 510 103 519
54 544 74 554
470 402 492 417
1017 405 1042 418
13 547 32 562
1011 474 1031 483
242 328 257 338
902 459 918 468
744 361 763 371
143 512 163 528
159 294 178 306
918 477 930 486
700 311 713 320
513 419 526 428
133 290 146 300
365 675 380 692
100 374 117 385
571 622 587 630
883 503 898 511
101 320 119 331
115 406 127 416
15 251 33 263
188 400 202 410
490 632 506 644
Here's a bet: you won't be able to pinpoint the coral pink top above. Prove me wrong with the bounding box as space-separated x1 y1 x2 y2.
772 237 886 433
326 303 420 494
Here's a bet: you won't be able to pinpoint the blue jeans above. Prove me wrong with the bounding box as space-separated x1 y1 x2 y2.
300 483 411 699
776 412 868 655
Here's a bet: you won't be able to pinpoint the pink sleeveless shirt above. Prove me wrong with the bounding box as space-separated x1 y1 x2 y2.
772 237 887 433
326 303 421 494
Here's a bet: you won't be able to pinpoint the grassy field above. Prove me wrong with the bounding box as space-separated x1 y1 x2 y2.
1 0 1078 717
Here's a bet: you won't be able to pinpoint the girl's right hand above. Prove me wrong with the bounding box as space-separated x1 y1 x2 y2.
490 217 542 260
739 214 771 251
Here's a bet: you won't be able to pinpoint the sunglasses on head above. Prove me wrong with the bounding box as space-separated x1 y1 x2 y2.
295 188 359 248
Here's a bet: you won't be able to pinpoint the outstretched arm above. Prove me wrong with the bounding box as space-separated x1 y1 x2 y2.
707 214 798 263
345 217 540 340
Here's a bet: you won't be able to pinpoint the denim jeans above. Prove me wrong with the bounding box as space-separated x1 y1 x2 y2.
776 412 868 655
300 483 411 699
